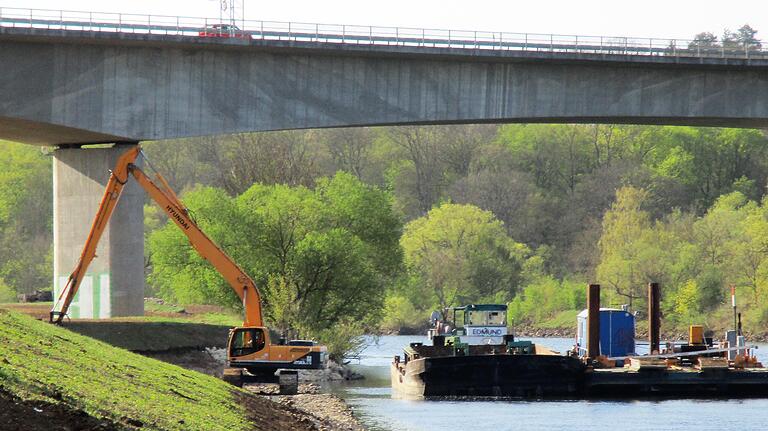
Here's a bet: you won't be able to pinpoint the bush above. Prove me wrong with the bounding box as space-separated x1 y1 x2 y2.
313 320 369 362
0 279 16 303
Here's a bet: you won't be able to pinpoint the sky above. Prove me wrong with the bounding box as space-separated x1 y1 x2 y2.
8 0 768 41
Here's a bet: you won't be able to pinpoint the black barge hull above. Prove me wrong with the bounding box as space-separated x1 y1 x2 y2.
392 356 768 399
391 354 585 399
585 368 768 398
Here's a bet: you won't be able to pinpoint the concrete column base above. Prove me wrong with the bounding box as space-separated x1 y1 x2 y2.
53 145 144 318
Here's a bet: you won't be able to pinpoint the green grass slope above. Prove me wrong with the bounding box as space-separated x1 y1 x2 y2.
0 310 302 431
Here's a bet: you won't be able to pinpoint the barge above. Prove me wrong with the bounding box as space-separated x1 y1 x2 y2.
391 304 585 398
391 284 768 399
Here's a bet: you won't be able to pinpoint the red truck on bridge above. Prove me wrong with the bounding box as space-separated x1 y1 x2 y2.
199 23 249 38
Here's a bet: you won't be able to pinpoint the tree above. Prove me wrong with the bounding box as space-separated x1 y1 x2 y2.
141 138 215 193
400 203 530 314
194 132 321 195
646 127 768 210
596 187 656 308
148 186 249 308
499 124 594 196
736 24 762 50
0 141 52 297
437 125 497 178
449 169 537 244
722 29 740 50
386 127 446 216
320 127 376 181
688 32 719 51
313 172 403 275
689 26 762 53
147 173 403 357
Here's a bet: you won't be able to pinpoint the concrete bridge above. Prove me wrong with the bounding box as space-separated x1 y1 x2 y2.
1 9 767 318
2 26 768 146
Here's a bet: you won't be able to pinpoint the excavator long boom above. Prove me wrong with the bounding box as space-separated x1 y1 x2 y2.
51 145 263 327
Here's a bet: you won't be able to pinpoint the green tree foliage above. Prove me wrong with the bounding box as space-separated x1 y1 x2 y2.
508 277 585 324
596 187 656 308
0 141 52 297
380 294 424 332
594 188 768 330
148 123 768 334
647 128 768 208
148 172 402 358
400 203 530 316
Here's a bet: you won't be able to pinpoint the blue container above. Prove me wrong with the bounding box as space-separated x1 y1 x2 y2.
576 308 635 357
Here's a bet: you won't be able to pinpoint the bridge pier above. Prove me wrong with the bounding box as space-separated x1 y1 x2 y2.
53 144 144 318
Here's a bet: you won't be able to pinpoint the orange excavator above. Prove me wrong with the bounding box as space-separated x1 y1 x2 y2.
50 145 326 388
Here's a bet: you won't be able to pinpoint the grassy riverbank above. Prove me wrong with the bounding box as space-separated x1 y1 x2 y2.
0 309 320 430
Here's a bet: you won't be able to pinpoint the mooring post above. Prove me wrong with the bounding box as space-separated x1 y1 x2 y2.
648 282 661 354
731 285 737 332
587 283 601 359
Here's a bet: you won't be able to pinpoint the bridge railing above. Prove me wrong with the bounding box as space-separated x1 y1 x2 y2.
0 6 765 60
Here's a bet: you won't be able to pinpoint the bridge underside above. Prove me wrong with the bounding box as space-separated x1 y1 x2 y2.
2 116 768 147
0 116 131 146
1 29 768 146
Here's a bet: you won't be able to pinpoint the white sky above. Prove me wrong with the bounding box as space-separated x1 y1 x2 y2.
8 0 768 40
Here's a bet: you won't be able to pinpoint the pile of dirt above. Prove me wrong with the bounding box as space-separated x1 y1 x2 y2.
0 389 124 431
143 348 225 377
0 303 50 320
67 321 229 351
234 391 319 431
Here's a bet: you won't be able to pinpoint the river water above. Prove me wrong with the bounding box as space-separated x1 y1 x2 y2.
334 335 768 431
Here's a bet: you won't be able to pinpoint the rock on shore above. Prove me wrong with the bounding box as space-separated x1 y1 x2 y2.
246 383 365 431
300 360 364 382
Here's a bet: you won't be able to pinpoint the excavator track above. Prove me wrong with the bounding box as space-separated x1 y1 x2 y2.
222 367 244 388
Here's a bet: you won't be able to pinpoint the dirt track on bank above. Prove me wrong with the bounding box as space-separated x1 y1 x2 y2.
0 390 125 431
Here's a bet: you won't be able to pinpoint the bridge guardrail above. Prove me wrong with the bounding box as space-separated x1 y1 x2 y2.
0 6 765 60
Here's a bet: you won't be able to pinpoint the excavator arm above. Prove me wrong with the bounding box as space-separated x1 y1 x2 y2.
51 145 263 327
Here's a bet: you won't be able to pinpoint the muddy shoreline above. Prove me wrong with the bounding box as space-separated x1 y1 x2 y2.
246 384 364 431
143 348 366 430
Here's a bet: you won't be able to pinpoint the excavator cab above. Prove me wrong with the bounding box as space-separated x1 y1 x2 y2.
229 327 267 357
